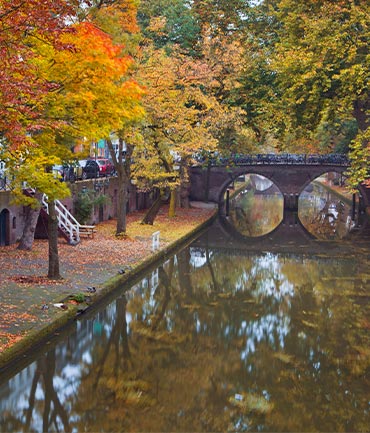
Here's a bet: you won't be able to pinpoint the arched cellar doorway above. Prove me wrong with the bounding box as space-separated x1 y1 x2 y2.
0 208 10 246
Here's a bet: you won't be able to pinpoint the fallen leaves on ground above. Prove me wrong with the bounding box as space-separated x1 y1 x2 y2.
0 205 215 354
9 276 64 285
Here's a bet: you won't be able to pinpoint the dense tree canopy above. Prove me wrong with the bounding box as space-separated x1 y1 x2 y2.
0 0 74 148
0 0 368 231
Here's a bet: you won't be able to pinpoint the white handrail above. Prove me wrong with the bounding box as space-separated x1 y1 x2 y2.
42 194 80 244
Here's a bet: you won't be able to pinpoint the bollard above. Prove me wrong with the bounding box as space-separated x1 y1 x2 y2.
152 231 160 251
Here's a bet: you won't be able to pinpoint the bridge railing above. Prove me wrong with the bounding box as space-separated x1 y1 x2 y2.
194 153 349 166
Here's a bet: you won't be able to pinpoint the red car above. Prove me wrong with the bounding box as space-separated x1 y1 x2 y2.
96 158 115 177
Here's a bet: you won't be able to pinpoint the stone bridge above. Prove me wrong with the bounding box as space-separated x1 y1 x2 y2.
189 153 370 214
192 215 370 256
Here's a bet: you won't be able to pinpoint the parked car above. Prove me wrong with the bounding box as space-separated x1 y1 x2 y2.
53 161 83 182
81 159 100 179
96 158 115 176
52 164 64 181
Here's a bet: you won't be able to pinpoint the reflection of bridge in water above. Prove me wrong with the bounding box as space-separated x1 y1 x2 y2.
189 153 370 214
193 216 370 256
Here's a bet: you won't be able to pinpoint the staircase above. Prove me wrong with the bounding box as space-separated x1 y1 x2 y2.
41 195 81 244
23 188 95 245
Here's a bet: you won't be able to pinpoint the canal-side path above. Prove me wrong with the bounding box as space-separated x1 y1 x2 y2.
0 204 216 369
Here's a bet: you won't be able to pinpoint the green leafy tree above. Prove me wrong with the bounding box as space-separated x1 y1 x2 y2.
240 0 369 158
138 0 201 53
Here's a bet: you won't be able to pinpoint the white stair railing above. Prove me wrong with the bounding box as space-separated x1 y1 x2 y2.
42 195 80 244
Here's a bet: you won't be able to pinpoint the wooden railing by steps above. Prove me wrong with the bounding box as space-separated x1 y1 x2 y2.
24 189 95 245
41 194 96 244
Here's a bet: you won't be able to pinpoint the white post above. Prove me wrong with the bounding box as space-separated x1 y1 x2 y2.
152 231 160 251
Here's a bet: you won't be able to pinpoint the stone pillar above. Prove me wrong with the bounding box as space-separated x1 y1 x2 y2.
283 193 299 211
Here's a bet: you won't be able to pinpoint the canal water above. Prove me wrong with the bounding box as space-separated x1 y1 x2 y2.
0 186 369 432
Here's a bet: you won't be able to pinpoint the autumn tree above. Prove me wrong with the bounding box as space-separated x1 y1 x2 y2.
2 9 143 275
0 0 78 278
138 0 201 53
238 0 369 163
133 13 249 221
44 19 144 239
75 0 145 236
133 43 223 220
0 0 73 147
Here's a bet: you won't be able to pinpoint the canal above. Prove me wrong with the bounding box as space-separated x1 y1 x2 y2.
0 183 369 432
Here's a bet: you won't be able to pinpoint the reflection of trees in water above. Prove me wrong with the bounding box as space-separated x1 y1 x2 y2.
22 350 71 433
230 190 284 237
1 243 369 432
299 185 353 239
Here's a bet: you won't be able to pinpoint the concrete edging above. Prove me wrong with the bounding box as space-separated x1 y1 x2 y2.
0 212 217 372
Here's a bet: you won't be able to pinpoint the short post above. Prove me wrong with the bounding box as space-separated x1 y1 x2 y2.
152 231 160 252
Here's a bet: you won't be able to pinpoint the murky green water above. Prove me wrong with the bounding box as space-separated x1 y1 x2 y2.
1 170 370 430
0 216 369 432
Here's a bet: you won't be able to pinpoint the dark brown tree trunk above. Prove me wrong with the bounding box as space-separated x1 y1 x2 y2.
116 165 129 235
141 192 163 225
180 164 191 208
107 137 131 236
353 99 369 133
47 200 61 279
17 193 42 251
141 189 170 225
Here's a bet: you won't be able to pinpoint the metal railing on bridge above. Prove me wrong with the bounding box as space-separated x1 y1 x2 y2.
194 153 349 166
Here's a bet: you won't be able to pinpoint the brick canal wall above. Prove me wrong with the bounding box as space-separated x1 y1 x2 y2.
0 177 157 245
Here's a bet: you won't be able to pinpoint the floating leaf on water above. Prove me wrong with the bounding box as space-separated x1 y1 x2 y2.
302 310 317 316
217 293 233 299
132 323 186 344
209 302 220 307
229 392 274 415
273 352 295 365
182 303 201 311
301 319 318 329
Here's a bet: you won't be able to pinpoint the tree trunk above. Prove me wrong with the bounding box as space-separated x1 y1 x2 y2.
141 192 163 225
106 137 131 236
47 200 61 279
141 189 170 225
17 192 42 251
168 189 176 217
116 166 129 235
180 164 191 208
353 99 369 133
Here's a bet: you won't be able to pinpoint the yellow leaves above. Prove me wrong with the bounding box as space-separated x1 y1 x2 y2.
39 21 144 142
6 146 70 204
229 392 274 415
147 16 167 34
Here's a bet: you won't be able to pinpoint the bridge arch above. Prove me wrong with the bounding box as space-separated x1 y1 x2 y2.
298 167 349 196
189 154 369 215
219 209 315 244
217 170 284 215
215 165 353 216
